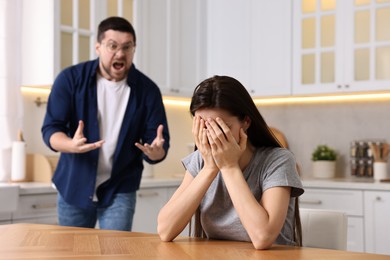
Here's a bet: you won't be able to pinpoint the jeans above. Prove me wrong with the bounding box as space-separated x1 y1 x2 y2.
57 192 136 231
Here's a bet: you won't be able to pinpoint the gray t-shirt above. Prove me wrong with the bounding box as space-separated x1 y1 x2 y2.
182 147 304 246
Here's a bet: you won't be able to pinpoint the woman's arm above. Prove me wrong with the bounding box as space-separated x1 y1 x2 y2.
205 117 291 249
157 168 217 241
221 167 291 249
158 115 220 241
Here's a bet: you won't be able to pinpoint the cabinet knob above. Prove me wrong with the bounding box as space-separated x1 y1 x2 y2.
376 196 382 201
300 199 322 205
138 191 159 198
32 203 57 209
170 89 180 93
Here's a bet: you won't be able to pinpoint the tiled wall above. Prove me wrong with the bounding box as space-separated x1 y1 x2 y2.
23 92 390 180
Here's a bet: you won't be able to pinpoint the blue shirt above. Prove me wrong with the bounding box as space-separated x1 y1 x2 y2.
42 59 170 209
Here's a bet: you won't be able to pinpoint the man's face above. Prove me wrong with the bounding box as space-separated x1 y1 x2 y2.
95 29 135 81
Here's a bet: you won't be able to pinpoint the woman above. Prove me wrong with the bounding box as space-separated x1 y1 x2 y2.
157 76 304 249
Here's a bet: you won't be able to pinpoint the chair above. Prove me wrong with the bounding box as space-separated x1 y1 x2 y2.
299 208 348 250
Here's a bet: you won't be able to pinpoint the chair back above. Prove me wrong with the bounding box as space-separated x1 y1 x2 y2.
300 208 348 250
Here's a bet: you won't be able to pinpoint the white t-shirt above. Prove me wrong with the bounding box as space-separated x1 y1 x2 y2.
182 147 304 245
95 74 130 200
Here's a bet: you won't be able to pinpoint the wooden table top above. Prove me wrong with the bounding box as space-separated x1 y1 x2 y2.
0 223 389 259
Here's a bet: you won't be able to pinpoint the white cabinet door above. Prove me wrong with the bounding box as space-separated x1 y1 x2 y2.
364 190 390 255
132 187 170 233
347 216 365 253
134 0 206 97
21 0 57 87
132 186 190 236
293 0 390 95
22 0 131 87
206 0 291 97
300 188 365 252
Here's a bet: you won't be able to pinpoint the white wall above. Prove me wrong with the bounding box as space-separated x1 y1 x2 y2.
23 91 390 180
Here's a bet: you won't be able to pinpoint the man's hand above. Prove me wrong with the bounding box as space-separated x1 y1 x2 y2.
135 124 166 161
50 120 104 153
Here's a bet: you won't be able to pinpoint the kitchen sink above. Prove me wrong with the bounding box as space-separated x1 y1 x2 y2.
0 184 19 212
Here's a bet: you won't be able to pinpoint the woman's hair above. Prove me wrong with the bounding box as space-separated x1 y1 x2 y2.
190 75 280 148
189 75 302 246
97 16 136 44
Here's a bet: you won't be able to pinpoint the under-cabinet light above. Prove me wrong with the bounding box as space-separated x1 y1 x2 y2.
21 86 390 107
21 86 51 95
253 92 390 105
163 98 191 107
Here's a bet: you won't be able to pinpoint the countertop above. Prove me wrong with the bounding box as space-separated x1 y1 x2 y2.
0 175 185 195
1 223 388 259
302 177 390 191
2 175 390 195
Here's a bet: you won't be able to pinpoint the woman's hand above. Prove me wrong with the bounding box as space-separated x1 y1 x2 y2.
192 115 219 173
205 117 247 171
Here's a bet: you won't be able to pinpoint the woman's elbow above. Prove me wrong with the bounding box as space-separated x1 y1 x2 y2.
252 240 273 250
157 224 175 242
158 233 173 242
250 232 276 250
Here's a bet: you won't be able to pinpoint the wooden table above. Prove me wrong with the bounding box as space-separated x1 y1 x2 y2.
0 223 389 259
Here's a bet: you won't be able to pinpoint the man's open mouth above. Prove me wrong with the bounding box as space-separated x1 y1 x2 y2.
113 62 125 70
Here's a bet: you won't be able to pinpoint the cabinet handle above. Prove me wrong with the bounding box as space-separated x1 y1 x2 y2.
300 199 322 205
138 191 159 198
376 196 382 201
32 203 57 209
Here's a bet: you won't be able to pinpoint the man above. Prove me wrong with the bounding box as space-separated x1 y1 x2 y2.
42 16 170 231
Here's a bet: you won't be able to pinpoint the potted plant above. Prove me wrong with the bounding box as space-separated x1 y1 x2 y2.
312 145 337 178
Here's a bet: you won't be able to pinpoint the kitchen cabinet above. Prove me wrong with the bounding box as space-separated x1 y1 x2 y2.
0 183 58 226
21 0 57 87
59 0 134 70
134 0 207 97
0 213 11 225
132 184 189 236
206 0 292 97
292 0 390 95
0 178 185 233
302 179 390 255
132 187 171 233
299 188 365 252
364 190 390 255
12 193 58 225
21 0 133 87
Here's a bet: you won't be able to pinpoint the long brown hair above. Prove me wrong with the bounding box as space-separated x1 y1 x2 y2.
188 75 302 246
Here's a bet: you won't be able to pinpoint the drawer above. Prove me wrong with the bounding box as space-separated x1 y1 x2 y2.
0 212 11 221
12 193 57 220
300 188 363 216
12 215 58 225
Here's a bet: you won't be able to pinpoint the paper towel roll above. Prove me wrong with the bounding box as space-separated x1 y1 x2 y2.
11 141 26 181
